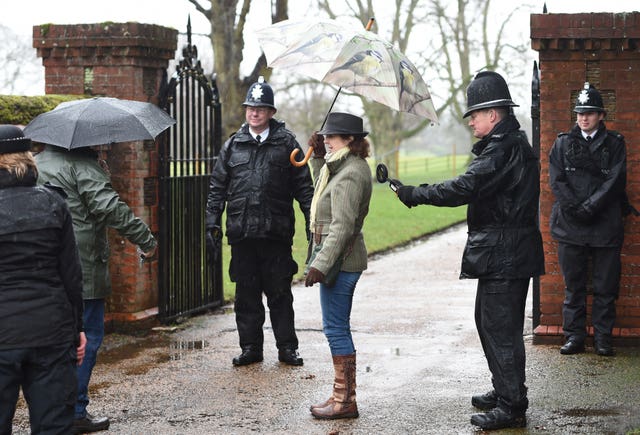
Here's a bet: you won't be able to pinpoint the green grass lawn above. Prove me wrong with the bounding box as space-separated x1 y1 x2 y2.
219 155 468 301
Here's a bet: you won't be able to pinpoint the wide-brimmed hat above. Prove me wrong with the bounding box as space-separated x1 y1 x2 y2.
317 112 368 136
0 125 31 154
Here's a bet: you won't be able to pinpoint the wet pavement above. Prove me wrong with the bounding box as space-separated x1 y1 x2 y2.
12 223 640 434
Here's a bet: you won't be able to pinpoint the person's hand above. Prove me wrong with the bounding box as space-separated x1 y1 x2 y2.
305 267 325 287
143 244 157 259
77 332 87 366
569 204 593 223
396 185 417 208
206 225 223 253
308 132 326 158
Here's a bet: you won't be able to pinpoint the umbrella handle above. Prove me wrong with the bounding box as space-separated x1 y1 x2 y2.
290 147 314 167
365 17 375 31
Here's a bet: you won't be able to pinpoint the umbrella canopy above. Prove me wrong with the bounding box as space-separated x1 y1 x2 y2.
24 97 176 149
255 18 438 122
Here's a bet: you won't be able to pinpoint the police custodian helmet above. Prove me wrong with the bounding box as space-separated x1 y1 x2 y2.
0 125 32 154
463 71 518 118
243 76 276 110
574 82 605 114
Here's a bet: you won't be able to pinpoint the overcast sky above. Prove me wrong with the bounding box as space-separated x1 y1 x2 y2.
1 0 637 96
2 0 637 36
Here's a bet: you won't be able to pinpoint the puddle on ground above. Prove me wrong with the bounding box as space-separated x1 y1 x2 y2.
560 408 620 417
169 339 209 361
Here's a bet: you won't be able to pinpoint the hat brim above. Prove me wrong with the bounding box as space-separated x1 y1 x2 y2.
317 129 368 137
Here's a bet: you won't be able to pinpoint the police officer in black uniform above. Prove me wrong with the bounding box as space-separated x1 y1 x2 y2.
393 71 545 430
550 83 633 357
206 77 314 366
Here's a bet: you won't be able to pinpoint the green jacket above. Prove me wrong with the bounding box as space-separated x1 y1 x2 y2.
308 153 372 275
35 146 156 300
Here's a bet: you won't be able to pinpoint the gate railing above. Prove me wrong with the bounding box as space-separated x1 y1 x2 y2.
157 19 223 323
531 60 541 329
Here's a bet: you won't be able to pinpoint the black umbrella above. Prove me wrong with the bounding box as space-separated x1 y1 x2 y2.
24 97 175 149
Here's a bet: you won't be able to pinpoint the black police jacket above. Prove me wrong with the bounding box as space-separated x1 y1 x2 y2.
0 168 83 350
549 123 627 247
410 115 545 279
206 118 314 245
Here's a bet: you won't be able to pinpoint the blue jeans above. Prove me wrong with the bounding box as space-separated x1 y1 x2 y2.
320 271 361 356
76 299 105 419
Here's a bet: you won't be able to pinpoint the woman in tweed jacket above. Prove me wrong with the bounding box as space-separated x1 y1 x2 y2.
304 112 372 420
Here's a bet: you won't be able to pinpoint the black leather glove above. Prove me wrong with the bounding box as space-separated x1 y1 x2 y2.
308 132 326 158
388 178 404 193
569 204 593 223
206 225 222 256
396 185 417 208
305 267 325 287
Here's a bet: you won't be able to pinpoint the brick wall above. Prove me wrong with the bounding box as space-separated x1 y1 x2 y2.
33 23 177 325
531 12 640 344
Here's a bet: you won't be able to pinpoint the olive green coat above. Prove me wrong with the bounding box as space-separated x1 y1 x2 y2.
35 146 156 300
308 153 372 275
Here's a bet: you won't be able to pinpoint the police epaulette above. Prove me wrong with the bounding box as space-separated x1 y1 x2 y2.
42 182 68 199
491 133 506 140
557 132 568 137
607 130 624 140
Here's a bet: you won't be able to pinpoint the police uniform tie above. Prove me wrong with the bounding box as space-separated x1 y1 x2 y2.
256 135 261 143
586 135 592 142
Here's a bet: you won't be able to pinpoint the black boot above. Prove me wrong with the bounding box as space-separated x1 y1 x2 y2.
560 338 585 355
232 348 263 366
471 407 526 430
471 390 497 410
278 348 303 366
594 336 614 356
73 412 110 434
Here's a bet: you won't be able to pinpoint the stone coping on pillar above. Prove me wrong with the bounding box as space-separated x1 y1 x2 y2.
533 325 640 346
32 22 178 68
531 12 640 51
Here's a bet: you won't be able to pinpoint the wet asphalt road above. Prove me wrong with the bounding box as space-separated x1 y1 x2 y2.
12 223 640 434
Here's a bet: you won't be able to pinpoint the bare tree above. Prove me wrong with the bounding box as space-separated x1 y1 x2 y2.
311 0 531 173
187 0 289 138
0 25 43 95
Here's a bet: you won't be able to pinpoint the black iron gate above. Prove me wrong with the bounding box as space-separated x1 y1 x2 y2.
531 60 541 329
157 22 223 323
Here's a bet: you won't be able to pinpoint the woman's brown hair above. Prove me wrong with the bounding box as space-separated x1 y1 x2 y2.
345 135 370 159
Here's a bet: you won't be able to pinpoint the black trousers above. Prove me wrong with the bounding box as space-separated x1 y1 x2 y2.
0 343 77 434
558 242 621 342
475 278 529 412
230 239 299 352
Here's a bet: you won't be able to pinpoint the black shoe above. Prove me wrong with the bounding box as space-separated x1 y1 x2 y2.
73 413 110 434
595 341 614 356
278 348 304 366
560 339 585 355
471 390 498 410
470 407 526 430
232 349 263 366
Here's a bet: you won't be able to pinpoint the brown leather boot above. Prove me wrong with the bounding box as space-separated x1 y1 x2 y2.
311 353 358 419
309 356 342 411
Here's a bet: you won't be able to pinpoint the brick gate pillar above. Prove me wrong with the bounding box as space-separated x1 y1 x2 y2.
531 12 640 344
32 23 178 326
